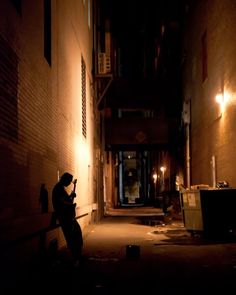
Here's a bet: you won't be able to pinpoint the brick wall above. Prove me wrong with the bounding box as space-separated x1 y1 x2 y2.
0 0 98 280
183 0 236 187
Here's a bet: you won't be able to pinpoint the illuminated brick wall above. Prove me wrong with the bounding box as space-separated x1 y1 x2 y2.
0 0 98 271
182 0 236 187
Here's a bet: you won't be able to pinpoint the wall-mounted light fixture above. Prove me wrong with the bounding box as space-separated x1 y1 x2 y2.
215 92 229 117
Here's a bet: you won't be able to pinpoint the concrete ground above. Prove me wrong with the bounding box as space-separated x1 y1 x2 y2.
4 213 236 294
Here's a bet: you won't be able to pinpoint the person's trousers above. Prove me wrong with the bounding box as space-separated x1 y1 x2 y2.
60 218 83 260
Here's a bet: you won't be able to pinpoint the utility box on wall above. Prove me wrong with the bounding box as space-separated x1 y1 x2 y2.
180 189 236 237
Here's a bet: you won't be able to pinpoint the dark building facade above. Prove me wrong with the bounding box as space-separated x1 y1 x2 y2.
94 0 185 208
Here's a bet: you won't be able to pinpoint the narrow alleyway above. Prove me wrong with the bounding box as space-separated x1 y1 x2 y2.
4 215 236 294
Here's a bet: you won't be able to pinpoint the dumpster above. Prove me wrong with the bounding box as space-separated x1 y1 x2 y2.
180 189 236 237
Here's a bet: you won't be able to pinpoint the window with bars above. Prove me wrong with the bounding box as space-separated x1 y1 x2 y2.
81 56 87 138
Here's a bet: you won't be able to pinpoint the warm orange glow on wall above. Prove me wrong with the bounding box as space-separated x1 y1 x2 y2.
215 92 229 115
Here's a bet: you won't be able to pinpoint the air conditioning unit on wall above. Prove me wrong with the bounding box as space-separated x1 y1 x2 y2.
98 53 111 74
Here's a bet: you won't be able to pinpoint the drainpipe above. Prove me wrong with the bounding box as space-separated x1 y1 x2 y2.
212 155 216 188
183 100 191 189
186 123 190 189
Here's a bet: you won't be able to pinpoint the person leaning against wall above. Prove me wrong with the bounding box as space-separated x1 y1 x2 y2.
52 172 83 267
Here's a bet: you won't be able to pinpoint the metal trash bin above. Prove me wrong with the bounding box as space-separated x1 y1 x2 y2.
180 189 236 237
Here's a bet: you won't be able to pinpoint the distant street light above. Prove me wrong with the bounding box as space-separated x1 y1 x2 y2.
153 172 157 183
160 166 166 191
152 171 157 199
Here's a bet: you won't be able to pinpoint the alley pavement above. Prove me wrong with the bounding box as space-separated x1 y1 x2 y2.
4 212 236 294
